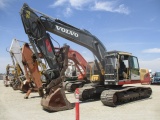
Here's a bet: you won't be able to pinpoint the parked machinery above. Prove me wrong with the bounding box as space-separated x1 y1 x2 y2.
4 64 15 87
7 63 24 90
9 39 47 98
55 47 90 92
151 71 160 84
8 39 28 91
9 39 37 93
20 3 152 109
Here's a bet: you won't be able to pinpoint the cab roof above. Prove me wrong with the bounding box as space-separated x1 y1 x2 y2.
107 50 132 56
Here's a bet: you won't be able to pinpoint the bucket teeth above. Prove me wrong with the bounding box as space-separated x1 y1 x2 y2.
41 88 74 112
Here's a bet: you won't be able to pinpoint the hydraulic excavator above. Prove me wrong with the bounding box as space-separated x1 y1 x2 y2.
20 3 152 108
4 64 15 87
6 63 24 90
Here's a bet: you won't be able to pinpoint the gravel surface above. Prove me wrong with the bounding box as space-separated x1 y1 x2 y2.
0 80 160 120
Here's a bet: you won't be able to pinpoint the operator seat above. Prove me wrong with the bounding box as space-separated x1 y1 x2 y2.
119 56 127 79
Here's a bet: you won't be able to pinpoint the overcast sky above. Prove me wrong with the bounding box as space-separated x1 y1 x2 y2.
0 0 160 73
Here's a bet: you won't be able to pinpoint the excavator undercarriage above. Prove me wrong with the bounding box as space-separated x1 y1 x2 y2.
101 86 152 106
78 85 152 106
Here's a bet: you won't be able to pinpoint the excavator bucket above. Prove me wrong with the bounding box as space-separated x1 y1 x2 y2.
41 87 74 111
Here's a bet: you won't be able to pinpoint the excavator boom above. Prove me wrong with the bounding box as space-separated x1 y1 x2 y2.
20 4 106 60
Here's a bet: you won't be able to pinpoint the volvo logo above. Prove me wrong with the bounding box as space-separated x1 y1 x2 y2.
55 25 79 37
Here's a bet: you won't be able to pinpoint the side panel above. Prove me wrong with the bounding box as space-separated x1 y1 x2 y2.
140 68 151 84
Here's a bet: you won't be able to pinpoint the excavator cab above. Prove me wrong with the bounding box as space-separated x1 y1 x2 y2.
104 51 140 85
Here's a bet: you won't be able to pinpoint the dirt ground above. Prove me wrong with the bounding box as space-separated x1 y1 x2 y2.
0 80 160 120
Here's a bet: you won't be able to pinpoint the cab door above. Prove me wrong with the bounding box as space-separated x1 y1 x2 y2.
129 56 140 80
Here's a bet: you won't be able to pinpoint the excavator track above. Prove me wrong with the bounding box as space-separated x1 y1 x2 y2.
101 86 152 107
65 80 86 92
78 85 106 101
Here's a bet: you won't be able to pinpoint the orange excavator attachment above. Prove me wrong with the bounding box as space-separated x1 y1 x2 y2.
22 43 44 98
